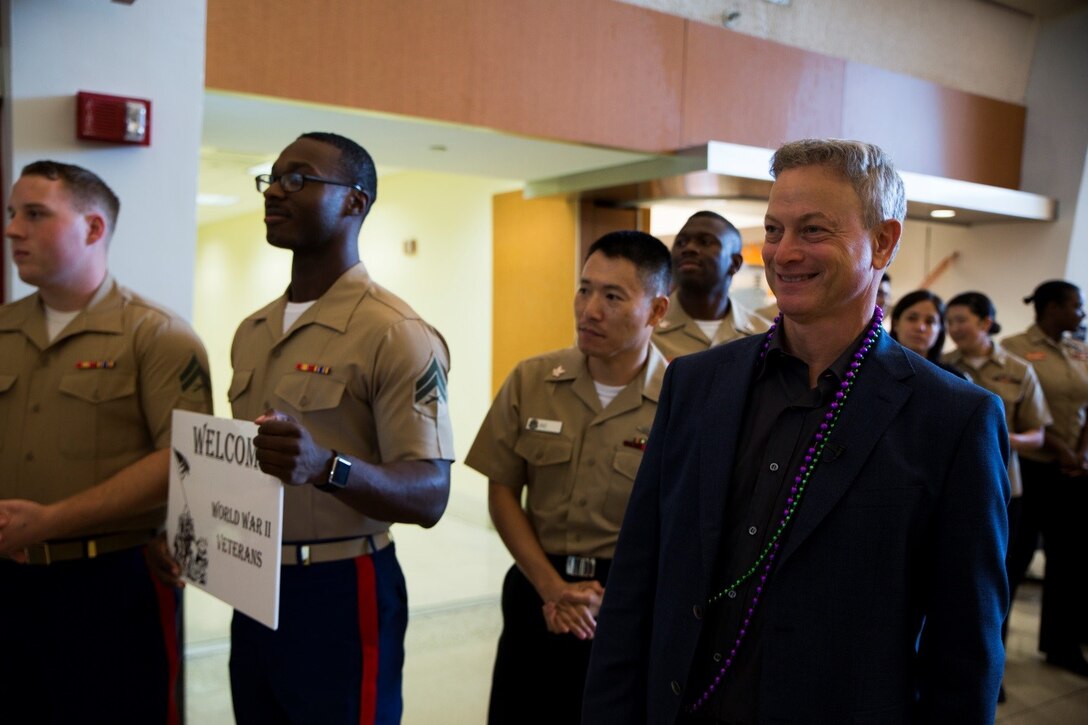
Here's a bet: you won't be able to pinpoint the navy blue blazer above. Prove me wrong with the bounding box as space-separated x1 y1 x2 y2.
583 332 1010 725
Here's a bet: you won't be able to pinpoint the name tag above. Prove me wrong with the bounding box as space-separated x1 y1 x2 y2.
526 417 563 434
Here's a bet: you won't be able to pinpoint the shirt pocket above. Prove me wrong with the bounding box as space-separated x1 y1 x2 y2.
603 448 643 523
0 374 16 451
227 369 254 406
274 373 347 415
514 434 574 513
58 370 139 458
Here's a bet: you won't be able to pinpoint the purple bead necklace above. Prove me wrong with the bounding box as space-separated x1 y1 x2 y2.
689 307 884 712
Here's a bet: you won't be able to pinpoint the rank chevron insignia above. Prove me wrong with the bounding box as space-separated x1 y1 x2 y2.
179 354 210 393
414 358 448 405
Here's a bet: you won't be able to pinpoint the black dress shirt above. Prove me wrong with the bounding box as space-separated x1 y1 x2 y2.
689 326 865 724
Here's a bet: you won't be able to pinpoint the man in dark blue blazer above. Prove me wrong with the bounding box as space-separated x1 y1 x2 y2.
582 139 1010 724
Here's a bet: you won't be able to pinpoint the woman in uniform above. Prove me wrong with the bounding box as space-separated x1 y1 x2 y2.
943 291 1052 697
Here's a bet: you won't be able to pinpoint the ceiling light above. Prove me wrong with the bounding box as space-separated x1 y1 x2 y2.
929 209 957 219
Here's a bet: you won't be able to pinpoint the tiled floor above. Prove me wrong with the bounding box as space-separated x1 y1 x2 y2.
185 498 1088 724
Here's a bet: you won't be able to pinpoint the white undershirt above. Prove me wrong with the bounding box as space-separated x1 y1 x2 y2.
693 318 723 341
44 304 81 342
593 381 627 409
283 300 316 334
964 355 990 370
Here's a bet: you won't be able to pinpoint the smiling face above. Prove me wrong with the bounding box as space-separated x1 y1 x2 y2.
262 137 364 253
893 299 942 357
762 165 898 327
672 215 741 295
1051 289 1086 334
945 304 993 355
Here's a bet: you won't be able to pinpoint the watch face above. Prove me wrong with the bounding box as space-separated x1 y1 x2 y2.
328 456 351 487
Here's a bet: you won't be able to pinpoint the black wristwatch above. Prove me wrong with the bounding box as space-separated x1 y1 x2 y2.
317 451 351 493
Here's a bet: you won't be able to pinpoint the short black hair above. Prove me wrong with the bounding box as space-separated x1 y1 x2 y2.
948 291 1001 336
889 289 948 363
585 230 671 297
298 132 378 212
1024 280 1079 319
686 210 741 253
881 272 892 283
20 160 120 233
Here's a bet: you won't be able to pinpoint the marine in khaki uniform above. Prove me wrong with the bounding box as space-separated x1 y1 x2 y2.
1001 280 1088 676
0 161 212 723
188 132 451 725
466 230 671 724
653 210 769 361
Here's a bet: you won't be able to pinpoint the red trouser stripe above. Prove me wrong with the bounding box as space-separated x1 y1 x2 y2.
149 560 181 725
354 555 380 725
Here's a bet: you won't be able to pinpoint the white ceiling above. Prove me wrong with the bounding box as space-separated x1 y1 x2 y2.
198 92 657 225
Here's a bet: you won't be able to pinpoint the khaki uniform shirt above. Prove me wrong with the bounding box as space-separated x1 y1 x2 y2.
1002 325 1088 464
229 263 454 542
652 292 769 361
0 277 213 535
465 345 666 559
942 345 1052 497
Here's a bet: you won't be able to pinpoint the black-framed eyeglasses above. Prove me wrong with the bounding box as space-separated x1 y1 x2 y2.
255 172 363 194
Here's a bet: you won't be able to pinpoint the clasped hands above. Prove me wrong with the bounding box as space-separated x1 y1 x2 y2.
542 580 604 641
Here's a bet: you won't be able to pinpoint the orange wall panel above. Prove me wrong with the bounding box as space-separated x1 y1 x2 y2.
206 0 1027 187
206 0 685 153
681 22 844 150
842 63 1024 188
492 191 577 394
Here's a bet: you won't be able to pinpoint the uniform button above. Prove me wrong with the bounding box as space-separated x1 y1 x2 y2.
31 403 40 413
748 526 758 536
713 652 722 662
579 497 588 506
25 451 33 461
692 605 703 619
671 681 683 696
586 458 596 466
574 534 582 542
728 590 737 599
535 452 544 461
272 349 281 358
299 396 309 407
769 462 779 471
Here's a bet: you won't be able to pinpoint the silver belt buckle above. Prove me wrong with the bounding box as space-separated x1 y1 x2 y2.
565 555 596 578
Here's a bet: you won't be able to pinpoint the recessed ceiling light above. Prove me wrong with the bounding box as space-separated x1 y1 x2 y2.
429 144 448 152
929 209 956 219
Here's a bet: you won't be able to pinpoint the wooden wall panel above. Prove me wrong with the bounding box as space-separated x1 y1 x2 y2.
492 191 577 394
842 63 1024 188
681 22 844 151
206 0 685 153
206 0 1027 187
578 203 650 268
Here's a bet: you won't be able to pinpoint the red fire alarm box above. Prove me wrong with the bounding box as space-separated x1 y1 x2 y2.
76 91 151 146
